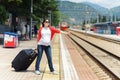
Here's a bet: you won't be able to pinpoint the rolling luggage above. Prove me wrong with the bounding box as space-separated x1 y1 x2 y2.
12 49 37 71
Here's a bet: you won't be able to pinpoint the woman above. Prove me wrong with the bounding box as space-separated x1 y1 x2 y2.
35 18 60 75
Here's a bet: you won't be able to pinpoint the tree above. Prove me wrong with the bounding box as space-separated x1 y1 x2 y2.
0 5 8 23
1 0 60 26
33 0 60 26
0 0 23 31
52 11 60 26
102 16 106 22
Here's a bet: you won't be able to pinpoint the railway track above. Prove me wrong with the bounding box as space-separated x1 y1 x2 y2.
66 31 120 80
69 29 120 44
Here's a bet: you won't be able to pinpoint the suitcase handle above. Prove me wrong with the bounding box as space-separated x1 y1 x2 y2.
30 50 38 58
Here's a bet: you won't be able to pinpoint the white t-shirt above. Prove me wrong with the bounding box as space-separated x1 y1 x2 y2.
38 27 51 46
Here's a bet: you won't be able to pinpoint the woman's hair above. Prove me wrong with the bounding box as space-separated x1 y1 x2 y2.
42 18 49 27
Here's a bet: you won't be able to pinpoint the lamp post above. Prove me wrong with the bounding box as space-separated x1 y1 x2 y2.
48 10 52 25
110 10 113 22
30 0 33 40
96 11 99 23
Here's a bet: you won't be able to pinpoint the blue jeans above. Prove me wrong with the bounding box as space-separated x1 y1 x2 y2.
35 45 54 72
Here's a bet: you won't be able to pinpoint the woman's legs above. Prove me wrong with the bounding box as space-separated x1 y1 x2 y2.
44 46 54 72
35 45 43 71
35 45 54 72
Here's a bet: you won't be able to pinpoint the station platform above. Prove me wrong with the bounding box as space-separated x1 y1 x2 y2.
71 29 120 41
3 29 119 80
0 34 61 80
0 29 119 80
0 32 100 80
0 33 79 80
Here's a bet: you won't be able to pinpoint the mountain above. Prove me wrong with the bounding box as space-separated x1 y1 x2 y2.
82 2 109 15
58 1 110 24
110 6 120 19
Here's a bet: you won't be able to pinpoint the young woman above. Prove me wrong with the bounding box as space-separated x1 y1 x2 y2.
35 18 60 75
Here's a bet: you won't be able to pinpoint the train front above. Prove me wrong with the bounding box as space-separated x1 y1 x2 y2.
60 21 69 31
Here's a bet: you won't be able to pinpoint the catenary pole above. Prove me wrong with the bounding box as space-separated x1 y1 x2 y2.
30 0 33 40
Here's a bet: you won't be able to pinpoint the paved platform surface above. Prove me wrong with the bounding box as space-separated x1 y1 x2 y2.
1 31 111 80
0 34 61 80
71 29 120 41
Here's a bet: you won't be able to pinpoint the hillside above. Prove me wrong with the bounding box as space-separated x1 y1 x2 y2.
111 6 120 19
58 1 118 24
82 2 109 15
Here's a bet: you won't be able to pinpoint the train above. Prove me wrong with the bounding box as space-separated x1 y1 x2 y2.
91 22 120 34
59 21 69 31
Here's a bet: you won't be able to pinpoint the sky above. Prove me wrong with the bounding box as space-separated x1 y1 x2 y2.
62 0 120 9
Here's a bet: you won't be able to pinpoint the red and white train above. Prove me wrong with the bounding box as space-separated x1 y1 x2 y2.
59 21 69 31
